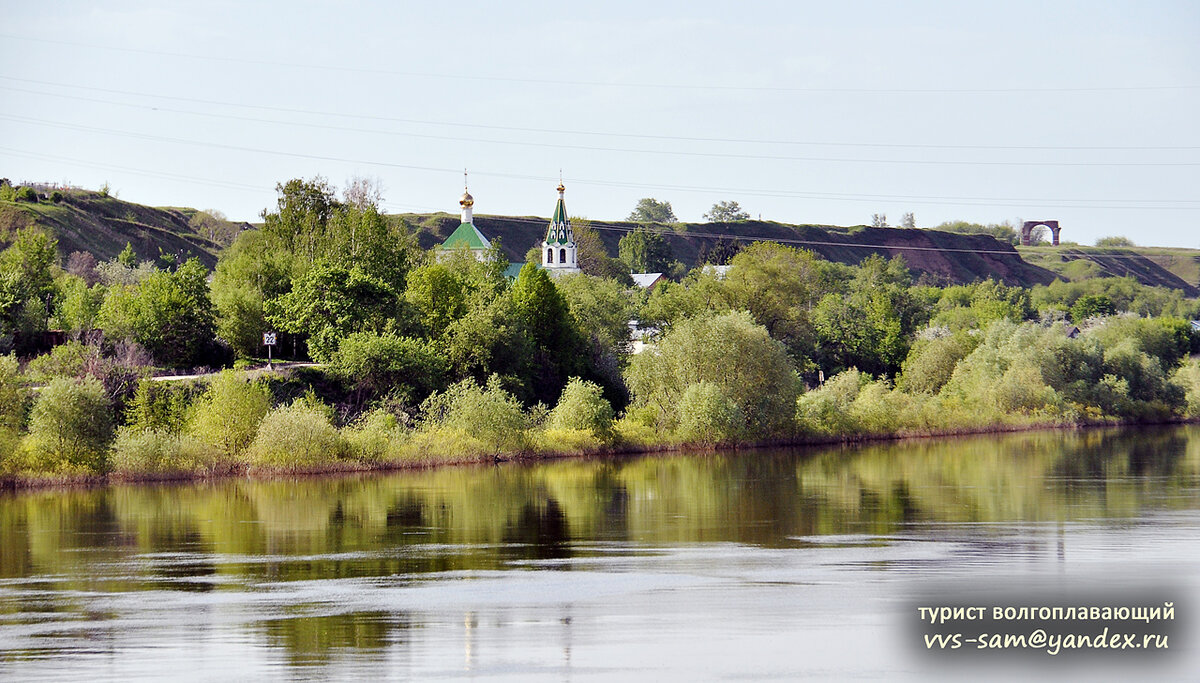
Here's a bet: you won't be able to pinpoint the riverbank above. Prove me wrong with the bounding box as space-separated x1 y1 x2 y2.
4 414 1195 493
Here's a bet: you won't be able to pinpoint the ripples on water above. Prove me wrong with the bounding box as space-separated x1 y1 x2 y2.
1 426 1198 680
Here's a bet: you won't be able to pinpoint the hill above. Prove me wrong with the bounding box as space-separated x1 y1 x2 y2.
1018 245 1200 297
0 188 243 268
398 213 1059 288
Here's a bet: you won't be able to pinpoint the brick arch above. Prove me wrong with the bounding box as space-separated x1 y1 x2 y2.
1021 220 1061 246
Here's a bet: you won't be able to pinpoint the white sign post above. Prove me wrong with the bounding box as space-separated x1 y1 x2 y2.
263 331 277 368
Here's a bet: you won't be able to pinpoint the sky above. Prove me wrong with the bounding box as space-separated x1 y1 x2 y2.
2 1 1198 247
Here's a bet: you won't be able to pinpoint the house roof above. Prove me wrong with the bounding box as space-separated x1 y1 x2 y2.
440 221 491 251
631 272 666 288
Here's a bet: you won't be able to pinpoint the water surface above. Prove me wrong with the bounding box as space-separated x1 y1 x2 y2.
1 426 1198 680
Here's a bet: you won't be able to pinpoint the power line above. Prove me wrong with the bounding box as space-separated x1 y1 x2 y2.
4 77 1197 154
6 112 1200 179
3 138 1198 213
4 33 1197 95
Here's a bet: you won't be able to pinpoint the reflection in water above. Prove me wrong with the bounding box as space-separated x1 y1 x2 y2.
0 426 1198 679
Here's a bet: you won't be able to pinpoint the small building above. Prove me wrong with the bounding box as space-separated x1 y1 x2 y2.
630 272 667 290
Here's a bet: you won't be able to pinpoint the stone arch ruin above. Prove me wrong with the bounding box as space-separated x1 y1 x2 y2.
1021 220 1061 246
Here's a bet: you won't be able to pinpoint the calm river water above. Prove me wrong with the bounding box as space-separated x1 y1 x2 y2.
1 426 1198 680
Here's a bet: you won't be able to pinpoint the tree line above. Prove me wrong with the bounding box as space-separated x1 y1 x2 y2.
0 178 1198 479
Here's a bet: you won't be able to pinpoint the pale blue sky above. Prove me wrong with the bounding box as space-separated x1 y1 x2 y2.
2 1 1198 247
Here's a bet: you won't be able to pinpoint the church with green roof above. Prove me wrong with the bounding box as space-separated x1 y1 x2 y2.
540 181 579 274
437 177 580 277
438 181 493 257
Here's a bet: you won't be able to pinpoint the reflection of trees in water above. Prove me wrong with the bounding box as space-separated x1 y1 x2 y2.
1 425 1199 664
260 611 414 666
503 498 571 562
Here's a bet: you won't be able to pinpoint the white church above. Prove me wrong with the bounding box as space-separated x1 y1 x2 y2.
438 177 581 276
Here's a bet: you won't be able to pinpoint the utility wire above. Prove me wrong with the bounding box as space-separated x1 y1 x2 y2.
4 33 1196 95
5 113 1200 177
3 76 1196 153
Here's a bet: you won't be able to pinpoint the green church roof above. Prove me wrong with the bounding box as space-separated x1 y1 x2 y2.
545 192 573 245
440 221 491 251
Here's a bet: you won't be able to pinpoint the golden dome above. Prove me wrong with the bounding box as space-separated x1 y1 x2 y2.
556 181 565 193
459 190 474 207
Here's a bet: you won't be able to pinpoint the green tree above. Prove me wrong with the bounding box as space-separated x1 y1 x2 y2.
626 311 800 436
627 198 677 223
97 258 217 367
260 177 339 264
117 242 138 268
676 381 744 445
703 200 749 223
188 371 271 459
1096 236 1135 247
331 331 448 402
1070 294 1116 323
618 227 673 273
0 228 58 352
545 377 615 440
266 262 401 362
23 376 113 474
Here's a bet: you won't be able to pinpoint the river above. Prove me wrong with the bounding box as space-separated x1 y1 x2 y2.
1 426 1198 680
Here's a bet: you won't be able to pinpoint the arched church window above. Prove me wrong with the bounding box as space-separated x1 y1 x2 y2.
547 248 554 264
560 248 567 263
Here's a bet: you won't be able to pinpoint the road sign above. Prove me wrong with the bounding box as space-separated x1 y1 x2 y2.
263 332 277 346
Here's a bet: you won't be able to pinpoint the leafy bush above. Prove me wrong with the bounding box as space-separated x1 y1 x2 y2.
545 378 615 440
246 401 346 469
627 311 800 437
1095 236 1135 247
13 186 37 202
331 331 447 400
419 376 529 453
50 191 63 203
343 409 406 462
1069 294 1116 323
187 371 270 459
125 379 200 434
676 381 743 445
898 331 979 394
109 427 214 475
26 340 152 402
22 376 113 474
1172 361 1200 418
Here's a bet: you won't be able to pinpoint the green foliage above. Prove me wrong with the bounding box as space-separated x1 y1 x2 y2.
266 262 400 362
627 311 800 436
117 242 137 267
932 220 1019 245
50 275 105 334
676 381 743 445
554 274 634 352
187 371 270 459
330 331 447 401
545 378 615 440
627 198 677 223
1070 294 1116 323
23 376 113 474
813 254 925 376
1096 236 1135 247
210 231 291 358
618 227 674 273
1172 361 1200 418
125 379 199 435
343 409 407 462
1085 316 1193 371
13 186 38 203
0 228 58 353
703 201 749 223
419 376 529 453
97 258 217 366
0 354 26 433
899 331 980 394
109 427 214 475
247 400 346 469
932 278 1032 331
441 295 535 396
